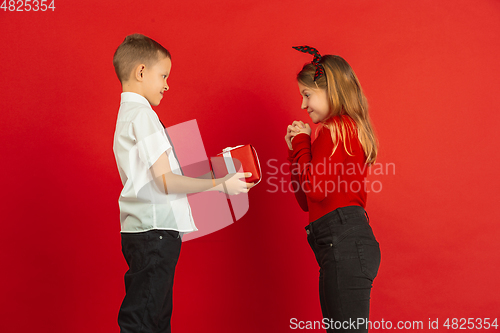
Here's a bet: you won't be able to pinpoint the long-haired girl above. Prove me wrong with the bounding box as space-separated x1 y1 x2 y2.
285 46 381 333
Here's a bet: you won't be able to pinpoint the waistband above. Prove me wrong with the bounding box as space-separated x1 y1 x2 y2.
305 205 367 231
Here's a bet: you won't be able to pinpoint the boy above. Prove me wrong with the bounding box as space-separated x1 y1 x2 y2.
112 34 253 333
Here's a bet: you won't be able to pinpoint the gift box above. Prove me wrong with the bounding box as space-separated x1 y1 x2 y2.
210 144 262 185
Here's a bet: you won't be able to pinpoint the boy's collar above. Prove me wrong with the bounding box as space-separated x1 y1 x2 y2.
120 92 151 108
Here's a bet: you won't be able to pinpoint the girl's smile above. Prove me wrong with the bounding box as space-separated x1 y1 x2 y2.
298 82 330 124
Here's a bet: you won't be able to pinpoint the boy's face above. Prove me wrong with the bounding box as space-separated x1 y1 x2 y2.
142 56 171 106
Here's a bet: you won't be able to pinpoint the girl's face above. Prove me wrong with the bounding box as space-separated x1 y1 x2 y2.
298 82 330 124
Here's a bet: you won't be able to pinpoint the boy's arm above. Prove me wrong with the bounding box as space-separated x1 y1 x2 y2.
197 170 215 180
151 152 254 195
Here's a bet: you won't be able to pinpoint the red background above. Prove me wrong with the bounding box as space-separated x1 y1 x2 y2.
1 0 500 332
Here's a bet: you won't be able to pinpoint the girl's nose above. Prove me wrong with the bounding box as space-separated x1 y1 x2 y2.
301 98 307 109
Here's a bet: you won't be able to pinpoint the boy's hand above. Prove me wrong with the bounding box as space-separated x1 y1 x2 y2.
221 172 254 195
152 153 255 195
285 121 311 150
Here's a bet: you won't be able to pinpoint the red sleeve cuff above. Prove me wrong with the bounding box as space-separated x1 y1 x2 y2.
287 147 294 162
290 133 311 158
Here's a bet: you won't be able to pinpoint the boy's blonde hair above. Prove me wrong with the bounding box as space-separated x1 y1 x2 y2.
297 55 378 164
113 34 171 83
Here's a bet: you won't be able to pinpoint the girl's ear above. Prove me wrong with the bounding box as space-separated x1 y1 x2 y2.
134 64 146 82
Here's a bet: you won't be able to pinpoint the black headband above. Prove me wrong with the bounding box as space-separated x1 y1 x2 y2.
293 45 324 81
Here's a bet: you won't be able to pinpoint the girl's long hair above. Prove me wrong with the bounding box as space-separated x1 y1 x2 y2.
297 55 378 164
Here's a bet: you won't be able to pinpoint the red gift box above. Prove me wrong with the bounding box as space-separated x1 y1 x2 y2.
210 144 262 185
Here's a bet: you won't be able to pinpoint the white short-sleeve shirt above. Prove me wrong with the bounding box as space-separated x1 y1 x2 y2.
113 92 197 234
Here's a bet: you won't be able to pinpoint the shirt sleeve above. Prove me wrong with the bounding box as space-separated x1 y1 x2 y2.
289 130 349 203
132 108 172 169
287 148 309 212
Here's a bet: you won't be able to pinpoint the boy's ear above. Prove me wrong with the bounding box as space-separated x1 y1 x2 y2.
133 64 146 82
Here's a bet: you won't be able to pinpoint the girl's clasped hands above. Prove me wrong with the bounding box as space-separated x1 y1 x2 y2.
285 120 311 150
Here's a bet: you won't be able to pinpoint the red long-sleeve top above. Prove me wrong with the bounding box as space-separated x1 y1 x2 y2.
287 115 367 223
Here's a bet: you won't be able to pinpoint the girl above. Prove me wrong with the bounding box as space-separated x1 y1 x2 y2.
285 46 381 333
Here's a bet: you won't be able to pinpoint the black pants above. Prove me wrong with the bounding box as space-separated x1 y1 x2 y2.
305 206 381 333
118 229 182 333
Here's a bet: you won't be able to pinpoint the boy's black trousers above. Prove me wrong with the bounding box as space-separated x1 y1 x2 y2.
118 229 181 333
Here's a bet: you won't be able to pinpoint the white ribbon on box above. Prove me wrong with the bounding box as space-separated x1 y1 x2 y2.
221 145 262 185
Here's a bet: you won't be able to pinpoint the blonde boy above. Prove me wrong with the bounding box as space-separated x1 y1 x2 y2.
112 34 252 333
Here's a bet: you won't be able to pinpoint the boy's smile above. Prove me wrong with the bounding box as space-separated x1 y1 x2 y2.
142 56 172 106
